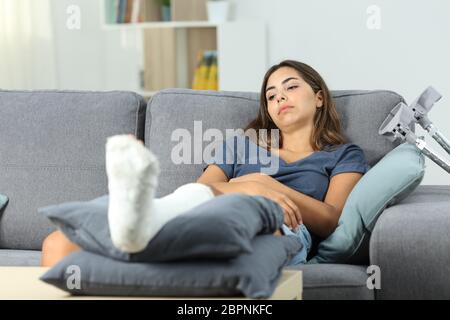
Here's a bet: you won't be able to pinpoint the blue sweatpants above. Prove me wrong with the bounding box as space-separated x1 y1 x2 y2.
281 223 312 265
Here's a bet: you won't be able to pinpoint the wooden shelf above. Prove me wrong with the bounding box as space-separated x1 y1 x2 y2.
100 1 267 93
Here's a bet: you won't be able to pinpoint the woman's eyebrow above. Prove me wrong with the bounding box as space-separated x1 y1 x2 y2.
265 77 300 93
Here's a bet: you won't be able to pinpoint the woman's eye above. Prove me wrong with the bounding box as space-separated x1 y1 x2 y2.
267 95 275 101
288 85 298 90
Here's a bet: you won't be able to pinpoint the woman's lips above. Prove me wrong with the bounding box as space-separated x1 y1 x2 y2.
278 106 293 115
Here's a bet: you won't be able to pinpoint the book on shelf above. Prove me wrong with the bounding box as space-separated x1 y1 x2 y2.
104 0 210 24
131 0 142 23
118 0 126 23
105 0 154 24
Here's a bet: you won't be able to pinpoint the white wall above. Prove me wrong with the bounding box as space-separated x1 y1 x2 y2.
47 0 450 184
229 0 450 185
50 0 141 91
0 0 58 90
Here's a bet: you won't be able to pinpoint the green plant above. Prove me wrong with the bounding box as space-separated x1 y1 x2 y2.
158 0 171 7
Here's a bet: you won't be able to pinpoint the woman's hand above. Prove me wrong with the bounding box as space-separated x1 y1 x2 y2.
256 185 303 230
230 179 302 230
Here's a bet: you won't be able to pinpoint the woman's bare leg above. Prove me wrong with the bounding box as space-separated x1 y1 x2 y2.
41 230 81 267
273 230 283 236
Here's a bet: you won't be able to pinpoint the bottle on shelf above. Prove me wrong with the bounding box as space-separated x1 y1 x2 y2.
206 51 218 91
192 50 218 90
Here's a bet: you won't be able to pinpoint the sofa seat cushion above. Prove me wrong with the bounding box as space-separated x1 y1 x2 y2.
0 249 41 266
286 264 374 300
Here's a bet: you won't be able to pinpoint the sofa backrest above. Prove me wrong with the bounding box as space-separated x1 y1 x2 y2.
145 89 405 198
0 90 147 250
0 88 406 250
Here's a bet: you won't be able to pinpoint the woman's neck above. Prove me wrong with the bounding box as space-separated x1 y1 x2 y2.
280 126 314 153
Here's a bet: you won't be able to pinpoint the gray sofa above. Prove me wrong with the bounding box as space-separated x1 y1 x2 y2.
1 88 449 300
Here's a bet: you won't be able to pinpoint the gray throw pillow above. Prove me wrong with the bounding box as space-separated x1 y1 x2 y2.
40 234 301 299
0 194 8 216
38 193 288 262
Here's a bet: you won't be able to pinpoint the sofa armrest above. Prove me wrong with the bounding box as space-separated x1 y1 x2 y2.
370 194 450 299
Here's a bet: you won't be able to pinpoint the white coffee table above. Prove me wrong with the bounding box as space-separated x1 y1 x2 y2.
0 267 302 300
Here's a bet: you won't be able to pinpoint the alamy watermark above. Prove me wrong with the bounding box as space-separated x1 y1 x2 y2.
66 5 81 30
66 265 81 290
367 265 381 290
366 5 381 30
170 122 281 175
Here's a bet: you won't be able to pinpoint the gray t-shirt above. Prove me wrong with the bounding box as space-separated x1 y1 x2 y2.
204 135 371 201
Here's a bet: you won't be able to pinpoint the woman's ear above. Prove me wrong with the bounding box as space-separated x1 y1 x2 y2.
316 90 324 108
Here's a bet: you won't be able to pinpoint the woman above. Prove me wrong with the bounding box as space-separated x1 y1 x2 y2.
41 60 370 267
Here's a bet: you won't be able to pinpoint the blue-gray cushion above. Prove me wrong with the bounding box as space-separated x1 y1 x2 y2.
38 193 288 262
309 143 425 265
40 234 301 298
0 194 8 216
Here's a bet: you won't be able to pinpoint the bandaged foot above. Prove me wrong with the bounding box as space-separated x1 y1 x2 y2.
106 135 215 253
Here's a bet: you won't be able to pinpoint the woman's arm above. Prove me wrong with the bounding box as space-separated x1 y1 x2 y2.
196 164 258 194
229 172 363 238
196 165 302 229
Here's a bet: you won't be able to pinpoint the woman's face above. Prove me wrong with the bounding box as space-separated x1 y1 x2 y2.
265 67 323 130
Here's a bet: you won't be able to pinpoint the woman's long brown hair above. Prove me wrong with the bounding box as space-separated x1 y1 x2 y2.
244 60 346 151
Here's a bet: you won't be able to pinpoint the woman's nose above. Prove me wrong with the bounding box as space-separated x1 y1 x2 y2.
277 95 286 103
